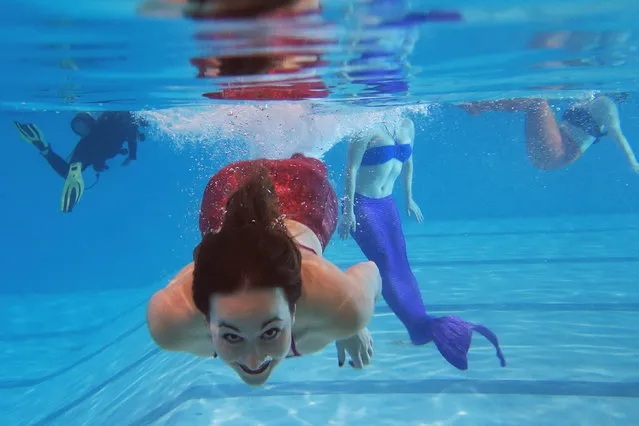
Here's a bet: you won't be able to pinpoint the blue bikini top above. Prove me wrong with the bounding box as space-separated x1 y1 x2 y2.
360 126 413 166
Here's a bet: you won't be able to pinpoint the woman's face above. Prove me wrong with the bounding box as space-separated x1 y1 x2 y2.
209 287 294 386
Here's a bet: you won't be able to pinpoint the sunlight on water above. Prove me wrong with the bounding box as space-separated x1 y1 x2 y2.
140 102 432 159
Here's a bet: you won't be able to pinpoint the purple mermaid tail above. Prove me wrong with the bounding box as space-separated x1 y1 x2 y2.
350 193 506 370
430 316 506 370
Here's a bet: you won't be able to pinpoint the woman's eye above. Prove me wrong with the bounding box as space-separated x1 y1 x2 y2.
222 333 244 344
261 327 281 340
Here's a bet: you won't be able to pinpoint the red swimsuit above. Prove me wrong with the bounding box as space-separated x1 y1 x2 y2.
199 153 338 251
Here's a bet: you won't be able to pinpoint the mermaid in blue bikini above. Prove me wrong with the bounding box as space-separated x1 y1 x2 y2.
338 117 506 370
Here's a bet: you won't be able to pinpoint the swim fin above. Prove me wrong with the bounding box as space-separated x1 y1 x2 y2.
430 315 506 370
61 162 85 213
14 121 50 154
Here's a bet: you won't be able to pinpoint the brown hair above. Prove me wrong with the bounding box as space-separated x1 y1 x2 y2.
192 168 302 320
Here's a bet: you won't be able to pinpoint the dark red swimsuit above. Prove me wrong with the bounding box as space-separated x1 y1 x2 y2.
199 153 338 251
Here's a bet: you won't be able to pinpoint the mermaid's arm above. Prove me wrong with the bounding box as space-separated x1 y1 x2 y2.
401 156 414 203
400 119 416 202
343 132 369 214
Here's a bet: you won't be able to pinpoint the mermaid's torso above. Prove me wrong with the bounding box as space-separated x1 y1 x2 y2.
356 122 413 198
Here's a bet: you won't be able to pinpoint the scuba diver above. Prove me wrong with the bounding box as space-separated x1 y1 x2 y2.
14 111 146 213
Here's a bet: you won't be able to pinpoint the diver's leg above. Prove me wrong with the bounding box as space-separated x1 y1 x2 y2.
43 150 71 179
13 121 73 178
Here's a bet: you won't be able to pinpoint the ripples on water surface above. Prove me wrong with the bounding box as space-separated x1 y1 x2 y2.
2 0 639 111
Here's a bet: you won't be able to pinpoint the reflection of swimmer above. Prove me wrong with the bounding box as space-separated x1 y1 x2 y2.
192 50 329 100
341 9 462 101
185 0 320 19
191 25 330 100
190 21 331 100
338 118 506 370
461 93 639 172
147 154 382 386
529 30 631 68
138 0 320 19
14 112 146 212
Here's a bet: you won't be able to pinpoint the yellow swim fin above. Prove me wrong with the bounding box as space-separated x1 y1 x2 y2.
13 121 50 154
61 162 85 213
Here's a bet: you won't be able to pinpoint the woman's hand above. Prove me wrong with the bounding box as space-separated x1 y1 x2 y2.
336 328 373 369
407 199 424 223
338 210 356 239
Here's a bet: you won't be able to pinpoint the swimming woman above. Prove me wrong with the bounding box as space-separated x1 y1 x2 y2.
461 93 639 172
147 154 382 386
338 118 506 371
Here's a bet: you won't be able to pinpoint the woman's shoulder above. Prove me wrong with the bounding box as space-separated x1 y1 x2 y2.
147 263 209 351
589 96 620 125
298 255 345 314
148 264 200 331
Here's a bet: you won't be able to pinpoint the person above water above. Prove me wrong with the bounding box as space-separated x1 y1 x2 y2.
146 154 381 386
338 117 506 371
14 111 147 213
460 93 639 173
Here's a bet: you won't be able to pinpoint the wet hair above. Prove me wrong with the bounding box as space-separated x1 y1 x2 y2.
192 168 303 320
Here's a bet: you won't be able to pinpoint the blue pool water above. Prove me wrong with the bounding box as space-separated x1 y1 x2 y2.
2 216 639 425
1 0 639 425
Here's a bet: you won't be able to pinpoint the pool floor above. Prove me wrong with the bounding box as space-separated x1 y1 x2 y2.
2 214 638 425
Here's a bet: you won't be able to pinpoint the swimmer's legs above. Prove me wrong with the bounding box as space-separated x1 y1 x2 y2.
523 99 581 170
461 99 580 169
351 193 506 370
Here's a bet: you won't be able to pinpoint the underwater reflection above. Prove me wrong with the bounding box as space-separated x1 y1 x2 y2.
137 0 320 19
529 30 632 68
190 28 331 100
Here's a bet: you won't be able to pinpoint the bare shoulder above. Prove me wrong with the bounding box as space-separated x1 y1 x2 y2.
590 95 618 114
296 253 379 335
591 96 621 126
297 256 345 318
146 263 205 349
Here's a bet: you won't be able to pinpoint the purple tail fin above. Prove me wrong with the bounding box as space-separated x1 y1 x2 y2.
348 194 506 370
431 316 506 370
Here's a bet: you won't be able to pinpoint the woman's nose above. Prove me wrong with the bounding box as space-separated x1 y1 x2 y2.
243 347 267 369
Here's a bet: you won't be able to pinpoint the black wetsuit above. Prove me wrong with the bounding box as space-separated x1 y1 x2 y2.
44 111 141 178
